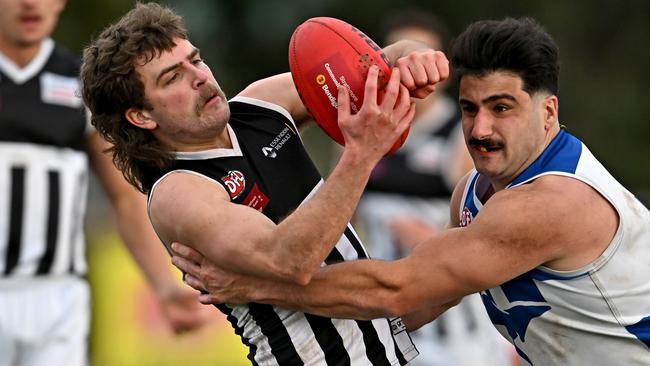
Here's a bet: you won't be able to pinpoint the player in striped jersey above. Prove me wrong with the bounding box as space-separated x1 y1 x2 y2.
0 1 212 365
174 17 650 366
79 3 450 365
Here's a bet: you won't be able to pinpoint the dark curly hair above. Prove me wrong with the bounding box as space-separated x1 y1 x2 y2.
451 17 559 96
80 2 187 193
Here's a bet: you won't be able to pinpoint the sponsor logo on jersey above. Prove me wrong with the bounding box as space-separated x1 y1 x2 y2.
460 207 473 227
221 170 245 199
40 72 83 108
390 317 407 335
262 123 298 158
262 146 277 158
316 74 326 85
242 183 269 212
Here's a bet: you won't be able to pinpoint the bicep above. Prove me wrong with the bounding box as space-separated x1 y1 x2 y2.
401 189 567 305
149 172 281 278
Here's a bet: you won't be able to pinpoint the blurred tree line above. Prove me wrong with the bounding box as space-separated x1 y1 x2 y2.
56 0 649 203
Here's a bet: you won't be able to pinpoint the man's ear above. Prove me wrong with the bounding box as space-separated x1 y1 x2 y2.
125 108 157 130
543 95 559 129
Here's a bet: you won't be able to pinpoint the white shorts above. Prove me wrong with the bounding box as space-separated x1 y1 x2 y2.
0 276 90 366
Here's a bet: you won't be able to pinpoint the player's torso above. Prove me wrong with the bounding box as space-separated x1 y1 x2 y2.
149 97 418 366
0 39 89 278
459 130 650 365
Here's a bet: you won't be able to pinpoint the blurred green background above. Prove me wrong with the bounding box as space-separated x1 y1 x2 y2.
54 0 648 365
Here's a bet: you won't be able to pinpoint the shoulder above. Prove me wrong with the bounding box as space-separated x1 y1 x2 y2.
48 42 82 74
476 174 617 269
148 171 230 243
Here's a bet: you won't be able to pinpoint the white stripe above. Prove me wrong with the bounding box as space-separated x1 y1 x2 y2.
372 318 400 363
174 124 242 160
332 318 373 365
0 143 88 276
0 38 54 84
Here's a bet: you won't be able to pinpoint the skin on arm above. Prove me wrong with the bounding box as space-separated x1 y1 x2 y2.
174 174 617 322
87 131 213 333
152 66 416 286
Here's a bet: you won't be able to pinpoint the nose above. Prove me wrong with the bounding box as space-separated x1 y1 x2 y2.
189 62 209 89
469 108 494 140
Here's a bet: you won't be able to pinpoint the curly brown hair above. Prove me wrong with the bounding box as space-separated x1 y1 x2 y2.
80 2 188 193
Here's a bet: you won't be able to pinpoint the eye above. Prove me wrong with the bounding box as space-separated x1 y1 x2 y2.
191 58 204 65
494 104 509 113
460 104 477 115
166 73 179 85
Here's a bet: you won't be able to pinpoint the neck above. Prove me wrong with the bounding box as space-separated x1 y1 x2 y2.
490 122 562 192
163 125 233 152
0 37 43 68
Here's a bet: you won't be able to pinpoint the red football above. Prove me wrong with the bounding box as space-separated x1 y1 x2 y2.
289 17 409 155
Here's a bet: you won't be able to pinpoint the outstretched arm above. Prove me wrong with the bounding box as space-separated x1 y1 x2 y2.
173 176 611 322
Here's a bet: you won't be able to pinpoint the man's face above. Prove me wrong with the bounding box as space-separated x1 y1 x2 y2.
0 0 65 48
134 38 230 149
459 71 552 186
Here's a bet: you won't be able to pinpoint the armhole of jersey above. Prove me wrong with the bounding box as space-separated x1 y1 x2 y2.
229 95 300 132
524 171 625 278
458 169 478 219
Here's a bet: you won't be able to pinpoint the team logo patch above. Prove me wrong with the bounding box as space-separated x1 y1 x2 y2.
242 183 269 212
460 207 473 227
221 170 245 199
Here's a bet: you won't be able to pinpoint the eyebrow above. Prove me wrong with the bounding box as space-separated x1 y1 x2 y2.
459 93 518 106
155 47 200 85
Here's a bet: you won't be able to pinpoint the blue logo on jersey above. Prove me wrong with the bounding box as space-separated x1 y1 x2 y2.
480 274 551 365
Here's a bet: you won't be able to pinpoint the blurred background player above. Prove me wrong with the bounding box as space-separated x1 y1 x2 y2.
0 0 212 365
355 9 517 366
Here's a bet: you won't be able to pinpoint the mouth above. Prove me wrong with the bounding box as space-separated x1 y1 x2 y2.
469 139 504 154
204 92 221 107
19 14 42 27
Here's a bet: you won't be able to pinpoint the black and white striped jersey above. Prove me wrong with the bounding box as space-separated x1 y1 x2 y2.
0 39 89 277
146 96 418 365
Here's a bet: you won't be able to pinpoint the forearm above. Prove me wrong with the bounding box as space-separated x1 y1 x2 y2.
383 39 431 63
242 259 421 319
113 195 179 296
264 150 376 284
401 298 461 331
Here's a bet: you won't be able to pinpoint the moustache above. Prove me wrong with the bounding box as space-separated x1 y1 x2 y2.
468 138 504 151
197 84 226 111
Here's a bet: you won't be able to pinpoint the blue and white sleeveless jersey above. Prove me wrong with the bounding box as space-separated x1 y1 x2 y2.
459 129 650 365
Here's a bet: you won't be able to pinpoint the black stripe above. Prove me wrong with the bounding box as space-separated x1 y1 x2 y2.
324 247 344 265
388 319 408 366
4 167 25 275
216 304 260 366
37 170 60 274
344 226 368 259
248 302 304 365
304 314 351 366
355 320 391 366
